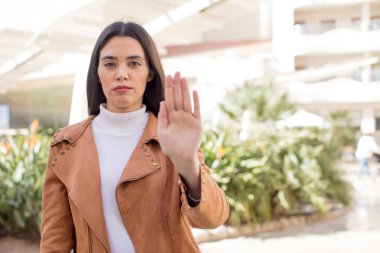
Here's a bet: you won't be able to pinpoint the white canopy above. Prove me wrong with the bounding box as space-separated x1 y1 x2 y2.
0 0 259 92
275 110 330 129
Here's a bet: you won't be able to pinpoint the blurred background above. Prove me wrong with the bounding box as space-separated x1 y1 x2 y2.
0 0 380 252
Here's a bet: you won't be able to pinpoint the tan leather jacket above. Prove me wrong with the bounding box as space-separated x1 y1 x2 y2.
40 113 229 253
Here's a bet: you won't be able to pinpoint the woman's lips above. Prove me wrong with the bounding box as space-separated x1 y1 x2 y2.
113 85 132 93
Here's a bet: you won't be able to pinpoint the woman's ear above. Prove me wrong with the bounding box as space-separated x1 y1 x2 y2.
147 70 154 82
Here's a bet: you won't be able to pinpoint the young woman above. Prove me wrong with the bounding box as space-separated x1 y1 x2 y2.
40 21 229 253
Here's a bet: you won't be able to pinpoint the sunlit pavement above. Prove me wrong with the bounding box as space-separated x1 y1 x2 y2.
199 161 380 253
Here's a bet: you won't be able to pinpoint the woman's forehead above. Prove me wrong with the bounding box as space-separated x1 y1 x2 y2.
100 36 145 57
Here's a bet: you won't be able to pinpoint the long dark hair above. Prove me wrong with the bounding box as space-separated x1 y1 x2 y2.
87 21 165 116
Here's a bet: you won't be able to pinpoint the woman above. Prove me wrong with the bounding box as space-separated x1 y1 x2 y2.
40 21 229 253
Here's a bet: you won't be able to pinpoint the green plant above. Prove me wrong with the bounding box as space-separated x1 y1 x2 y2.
202 126 351 226
0 120 52 238
201 81 352 226
326 110 358 159
220 81 296 122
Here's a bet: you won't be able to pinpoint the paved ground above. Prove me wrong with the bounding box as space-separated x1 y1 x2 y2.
199 161 380 253
1 161 379 253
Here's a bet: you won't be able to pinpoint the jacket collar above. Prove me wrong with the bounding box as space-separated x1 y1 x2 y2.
117 113 161 184
51 115 95 145
51 112 161 252
52 113 159 146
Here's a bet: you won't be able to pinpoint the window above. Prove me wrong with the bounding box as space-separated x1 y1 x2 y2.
375 111 380 130
376 117 380 130
371 64 380 82
295 64 307 70
320 19 336 33
351 17 361 30
371 15 380 30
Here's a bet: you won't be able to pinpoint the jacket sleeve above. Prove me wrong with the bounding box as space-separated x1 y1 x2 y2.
179 148 230 229
40 146 75 253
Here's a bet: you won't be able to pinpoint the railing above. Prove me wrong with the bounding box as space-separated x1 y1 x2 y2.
294 20 380 34
342 70 380 82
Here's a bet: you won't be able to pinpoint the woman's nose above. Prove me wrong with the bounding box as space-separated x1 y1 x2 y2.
116 67 129 81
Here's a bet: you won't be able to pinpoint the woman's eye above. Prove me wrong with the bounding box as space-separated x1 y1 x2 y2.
104 62 115 67
129 61 141 67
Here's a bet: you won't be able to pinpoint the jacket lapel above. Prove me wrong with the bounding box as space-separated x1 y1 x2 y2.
118 113 162 183
52 123 111 252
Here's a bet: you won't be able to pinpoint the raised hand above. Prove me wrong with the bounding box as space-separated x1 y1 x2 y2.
157 71 202 199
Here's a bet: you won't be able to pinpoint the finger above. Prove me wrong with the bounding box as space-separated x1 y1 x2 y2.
173 71 183 111
158 101 168 130
193 90 201 120
164 75 175 112
181 77 192 113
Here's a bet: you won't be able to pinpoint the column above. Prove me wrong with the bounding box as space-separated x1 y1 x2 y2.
69 56 90 125
360 3 370 32
272 0 295 73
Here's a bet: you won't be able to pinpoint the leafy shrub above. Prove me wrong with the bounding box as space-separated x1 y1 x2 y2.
201 81 352 226
326 110 358 159
0 120 53 237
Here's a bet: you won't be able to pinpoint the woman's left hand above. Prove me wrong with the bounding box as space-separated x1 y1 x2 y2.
157 71 202 183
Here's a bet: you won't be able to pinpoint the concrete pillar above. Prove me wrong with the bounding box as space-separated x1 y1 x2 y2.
259 0 273 39
360 3 370 32
272 0 295 73
361 4 372 82
69 57 90 125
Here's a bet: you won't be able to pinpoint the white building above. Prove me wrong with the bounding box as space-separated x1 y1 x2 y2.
271 0 380 134
0 0 379 134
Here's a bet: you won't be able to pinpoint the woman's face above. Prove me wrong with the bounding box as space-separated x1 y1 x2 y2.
98 36 151 113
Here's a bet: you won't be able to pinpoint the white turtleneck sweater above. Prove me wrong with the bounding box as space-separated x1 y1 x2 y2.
92 104 149 253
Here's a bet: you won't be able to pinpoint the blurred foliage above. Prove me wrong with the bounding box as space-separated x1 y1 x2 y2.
220 81 296 122
326 110 358 159
0 120 53 238
201 80 352 226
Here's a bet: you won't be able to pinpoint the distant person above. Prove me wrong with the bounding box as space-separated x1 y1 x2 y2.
355 132 380 177
40 21 229 253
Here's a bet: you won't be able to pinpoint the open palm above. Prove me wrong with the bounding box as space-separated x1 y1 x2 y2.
157 72 202 171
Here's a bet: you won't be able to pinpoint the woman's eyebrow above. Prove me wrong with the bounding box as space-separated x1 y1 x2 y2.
100 55 117 61
126 55 145 60
100 55 145 61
